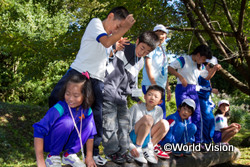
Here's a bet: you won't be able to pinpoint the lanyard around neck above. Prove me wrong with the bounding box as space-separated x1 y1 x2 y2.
68 105 85 162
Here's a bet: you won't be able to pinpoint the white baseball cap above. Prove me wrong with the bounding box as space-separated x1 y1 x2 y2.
218 100 230 107
206 56 218 65
153 24 168 34
182 98 196 111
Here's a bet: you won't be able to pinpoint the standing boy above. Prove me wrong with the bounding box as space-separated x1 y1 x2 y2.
128 85 169 164
168 44 213 143
49 6 135 165
141 24 171 119
102 31 160 164
198 56 221 144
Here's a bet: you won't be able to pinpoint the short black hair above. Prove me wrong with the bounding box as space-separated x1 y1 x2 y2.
58 73 94 109
178 102 195 114
108 6 129 20
138 31 160 51
191 44 212 59
146 85 164 100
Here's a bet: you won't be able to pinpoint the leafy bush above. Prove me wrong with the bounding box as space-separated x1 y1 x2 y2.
0 60 70 106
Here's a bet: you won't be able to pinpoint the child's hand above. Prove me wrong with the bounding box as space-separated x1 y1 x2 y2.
116 37 130 51
212 88 219 94
130 148 139 157
232 123 241 130
214 64 221 71
122 14 136 30
179 76 187 87
85 156 97 167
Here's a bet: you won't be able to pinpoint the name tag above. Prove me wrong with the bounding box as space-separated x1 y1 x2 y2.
132 88 142 97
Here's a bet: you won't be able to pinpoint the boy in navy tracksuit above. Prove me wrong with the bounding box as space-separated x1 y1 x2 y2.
102 31 159 163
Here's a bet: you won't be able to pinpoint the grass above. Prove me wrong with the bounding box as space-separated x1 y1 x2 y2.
0 101 249 166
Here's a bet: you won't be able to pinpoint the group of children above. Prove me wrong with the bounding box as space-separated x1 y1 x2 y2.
33 6 241 167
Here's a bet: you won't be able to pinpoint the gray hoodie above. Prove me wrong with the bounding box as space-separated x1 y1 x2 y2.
103 43 144 105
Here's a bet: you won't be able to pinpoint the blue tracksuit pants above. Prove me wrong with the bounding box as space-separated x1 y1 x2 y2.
199 98 215 143
160 122 197 146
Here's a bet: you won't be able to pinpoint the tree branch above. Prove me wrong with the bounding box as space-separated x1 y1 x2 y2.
218 68 250 95
237 0 246 35
184 2 207 45
220 0 237 33
165 27 235 36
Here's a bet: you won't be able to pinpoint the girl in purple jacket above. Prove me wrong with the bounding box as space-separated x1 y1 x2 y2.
33 72 97 167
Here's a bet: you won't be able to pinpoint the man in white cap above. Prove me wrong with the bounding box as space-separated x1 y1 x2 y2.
197 56 221 144
158 98 197 156
141 24 171 119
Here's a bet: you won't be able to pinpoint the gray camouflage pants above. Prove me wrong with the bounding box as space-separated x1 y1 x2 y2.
102 100 130 156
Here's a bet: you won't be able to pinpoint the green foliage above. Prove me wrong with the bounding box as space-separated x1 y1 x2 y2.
0 102 47 165
1 0 249 105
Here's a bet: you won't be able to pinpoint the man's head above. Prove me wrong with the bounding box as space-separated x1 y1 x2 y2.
104 6 129 35
178 99 196 120
153 24 168 45
144 85 164 109
135 31 160 58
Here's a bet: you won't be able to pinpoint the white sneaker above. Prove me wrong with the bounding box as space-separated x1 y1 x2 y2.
142 147 158 164
62 154 86 167
93 155 107 166
130 147 147 164
45 155 62 167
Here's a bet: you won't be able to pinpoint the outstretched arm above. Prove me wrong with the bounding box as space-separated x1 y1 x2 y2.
205 64 221 80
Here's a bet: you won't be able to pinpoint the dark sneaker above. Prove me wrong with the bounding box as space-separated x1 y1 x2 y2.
121 152 134 163
108 152 126 164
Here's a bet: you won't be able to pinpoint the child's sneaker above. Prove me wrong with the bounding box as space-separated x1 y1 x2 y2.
121 152 134 163
130 147 147 164
106 152 126 164
142 147 158 164
45 155 62 167
62 154 85 167
154 144 171 159
93 155 107 165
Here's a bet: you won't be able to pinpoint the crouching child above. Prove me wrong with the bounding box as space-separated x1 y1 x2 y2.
159 98 197 156
128 85 169 164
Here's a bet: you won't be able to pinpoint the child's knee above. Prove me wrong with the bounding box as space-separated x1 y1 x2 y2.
158 119 170 132
188 123 197 133
176 122 185 130
141 115 154 127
